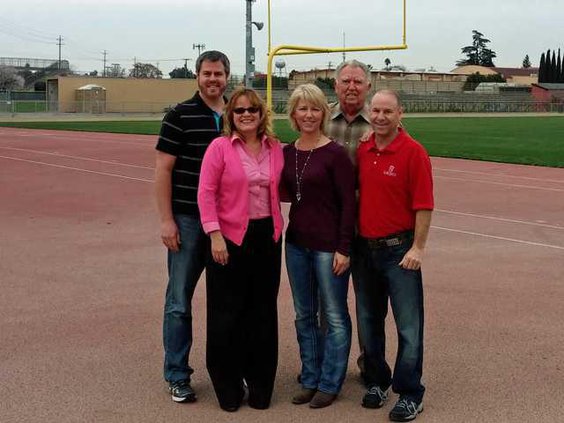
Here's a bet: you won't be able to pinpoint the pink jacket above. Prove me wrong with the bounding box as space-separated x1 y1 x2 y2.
198 135 284 246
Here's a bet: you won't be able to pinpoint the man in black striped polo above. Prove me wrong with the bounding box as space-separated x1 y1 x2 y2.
155 50 230 403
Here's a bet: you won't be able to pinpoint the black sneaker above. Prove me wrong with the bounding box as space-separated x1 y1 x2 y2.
168 380 197 403
389 397 423 422
362 385 389 408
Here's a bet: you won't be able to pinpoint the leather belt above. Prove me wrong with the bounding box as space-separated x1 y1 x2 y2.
362 231 413 249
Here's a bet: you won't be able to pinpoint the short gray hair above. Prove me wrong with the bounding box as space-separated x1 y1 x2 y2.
374 89 403 108
335 60 370 80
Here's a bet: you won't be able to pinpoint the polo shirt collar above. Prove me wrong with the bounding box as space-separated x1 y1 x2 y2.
368 127 408 153
193 91 229 112
330 102 370 124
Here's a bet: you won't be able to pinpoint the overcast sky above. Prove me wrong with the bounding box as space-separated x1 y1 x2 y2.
1 0 563 77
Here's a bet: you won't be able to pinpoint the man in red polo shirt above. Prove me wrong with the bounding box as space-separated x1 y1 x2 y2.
355 90 433 422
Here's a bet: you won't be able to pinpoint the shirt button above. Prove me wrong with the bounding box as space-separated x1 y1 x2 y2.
376 153 380 156
373 161 377 165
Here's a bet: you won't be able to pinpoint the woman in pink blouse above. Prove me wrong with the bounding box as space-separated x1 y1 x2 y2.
197 88 284 412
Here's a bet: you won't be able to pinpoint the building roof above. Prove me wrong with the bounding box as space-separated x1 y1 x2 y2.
77 84 106 90
533 83 564 90
452 65 539 77
493 67 539 77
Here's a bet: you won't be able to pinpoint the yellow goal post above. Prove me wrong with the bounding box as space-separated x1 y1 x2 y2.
266 0 408 109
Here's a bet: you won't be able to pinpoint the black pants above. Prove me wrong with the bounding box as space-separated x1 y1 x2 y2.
205 218 282 410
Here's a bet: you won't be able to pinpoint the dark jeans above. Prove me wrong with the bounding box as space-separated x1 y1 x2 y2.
354 235 425 403
163 214 207 383
206 218 281 410
350 234 367 378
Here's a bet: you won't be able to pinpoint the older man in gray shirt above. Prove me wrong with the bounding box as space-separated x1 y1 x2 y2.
328 59 372 165
327 59 372 380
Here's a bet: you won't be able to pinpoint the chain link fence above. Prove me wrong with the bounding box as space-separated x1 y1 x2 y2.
2 91 563 115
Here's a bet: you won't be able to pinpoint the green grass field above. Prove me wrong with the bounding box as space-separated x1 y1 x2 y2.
1 116 563 167
0 102 47 113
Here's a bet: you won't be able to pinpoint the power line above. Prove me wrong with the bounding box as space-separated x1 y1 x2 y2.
0 16 58 42
0 27 54 45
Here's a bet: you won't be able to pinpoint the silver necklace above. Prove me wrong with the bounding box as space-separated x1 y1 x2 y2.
294 137 320 202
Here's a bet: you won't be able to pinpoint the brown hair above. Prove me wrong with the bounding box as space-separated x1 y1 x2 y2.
223 88 273 138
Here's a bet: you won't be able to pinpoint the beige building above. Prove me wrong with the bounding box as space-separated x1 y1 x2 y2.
289 68 468 93
452 65 539 85
46 76 198 113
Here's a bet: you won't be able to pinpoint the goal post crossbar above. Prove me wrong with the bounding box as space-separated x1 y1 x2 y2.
265 0 408 108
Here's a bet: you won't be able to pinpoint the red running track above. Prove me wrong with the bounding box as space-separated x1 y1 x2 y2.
1 127 563 423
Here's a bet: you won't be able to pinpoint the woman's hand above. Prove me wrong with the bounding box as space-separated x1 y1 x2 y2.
210 231 229 265
333 252 350 276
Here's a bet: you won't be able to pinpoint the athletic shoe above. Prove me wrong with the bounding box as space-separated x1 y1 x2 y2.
389 397 423 422
362 385 389 409
168 380 196 403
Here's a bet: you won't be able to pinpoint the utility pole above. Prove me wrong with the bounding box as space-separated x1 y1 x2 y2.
245 0 263 87
57 35 64 70
183 58 192 77
133 56 137 77
102 50 108 77
342 32 346 63
193 43 206 58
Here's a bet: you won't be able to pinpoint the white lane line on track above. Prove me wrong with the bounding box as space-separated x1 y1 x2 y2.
0 155 153 183
3 154 563 241
0 146 154 170
435 175 564 192
0 132 153 147
435 209 564 230
434 167 564 184
432 226 564 251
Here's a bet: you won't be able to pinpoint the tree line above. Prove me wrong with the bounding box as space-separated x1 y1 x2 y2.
539 49 564 83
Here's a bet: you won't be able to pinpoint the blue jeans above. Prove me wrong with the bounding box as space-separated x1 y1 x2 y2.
163 214 207 383
354 235 425 403
285 242 352 394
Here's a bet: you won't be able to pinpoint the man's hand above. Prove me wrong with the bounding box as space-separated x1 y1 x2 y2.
333 252 350 276
210 231 229 265
359 129 374 143
161 219 180 252
399 246 424 270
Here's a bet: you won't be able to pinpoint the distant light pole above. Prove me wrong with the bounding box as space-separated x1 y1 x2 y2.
182 58 192 78
245 0 263 87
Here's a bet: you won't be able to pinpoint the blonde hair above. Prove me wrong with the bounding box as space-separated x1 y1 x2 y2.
223 88 273 138
287 84 330 134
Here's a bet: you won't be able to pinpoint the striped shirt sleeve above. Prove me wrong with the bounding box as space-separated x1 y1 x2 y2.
156 107 184 156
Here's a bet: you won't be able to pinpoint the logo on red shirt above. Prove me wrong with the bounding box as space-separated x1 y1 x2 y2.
383 165 397 177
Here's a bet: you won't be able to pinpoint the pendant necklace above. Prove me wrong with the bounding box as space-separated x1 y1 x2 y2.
295 136 320 202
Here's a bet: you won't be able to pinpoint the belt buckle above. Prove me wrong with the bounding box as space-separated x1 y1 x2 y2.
385 237 401 247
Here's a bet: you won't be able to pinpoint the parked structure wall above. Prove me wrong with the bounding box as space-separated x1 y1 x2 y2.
289 68 468 92
47 76 198 113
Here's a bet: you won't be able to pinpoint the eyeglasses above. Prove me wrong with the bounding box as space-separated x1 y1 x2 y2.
233 106 260 115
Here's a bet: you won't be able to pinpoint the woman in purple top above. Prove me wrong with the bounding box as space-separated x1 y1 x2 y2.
281 84 356 408
198 88 284 412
